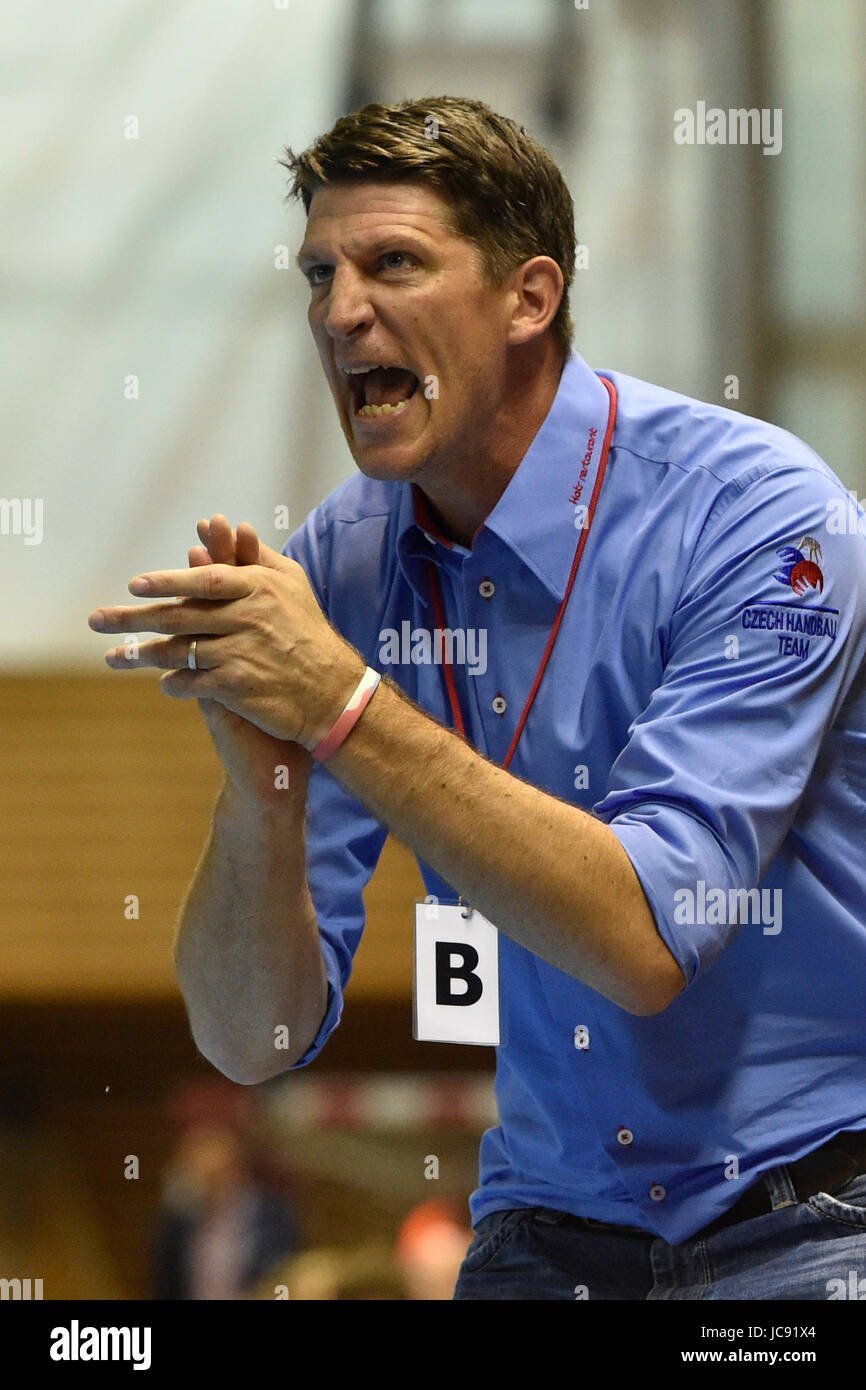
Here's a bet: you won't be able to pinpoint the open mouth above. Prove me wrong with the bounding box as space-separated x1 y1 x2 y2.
344 365 420 419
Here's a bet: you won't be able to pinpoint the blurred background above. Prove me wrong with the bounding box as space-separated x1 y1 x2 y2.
1 0 864 1298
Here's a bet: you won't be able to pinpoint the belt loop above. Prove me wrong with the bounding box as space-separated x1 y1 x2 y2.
764 1163 798 1210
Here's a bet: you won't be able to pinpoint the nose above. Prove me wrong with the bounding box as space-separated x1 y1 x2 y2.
319 267 375 341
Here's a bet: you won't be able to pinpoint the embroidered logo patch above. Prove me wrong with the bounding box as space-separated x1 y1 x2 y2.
738 537 839 662
740 601 838 652
773 535 824 596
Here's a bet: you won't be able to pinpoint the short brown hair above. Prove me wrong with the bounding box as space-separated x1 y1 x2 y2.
278 95 575 356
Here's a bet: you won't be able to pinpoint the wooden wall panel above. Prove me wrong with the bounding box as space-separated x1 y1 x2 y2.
0 675 422 1001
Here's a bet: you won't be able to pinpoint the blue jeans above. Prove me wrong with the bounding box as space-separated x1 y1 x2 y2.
453 1167 866 1299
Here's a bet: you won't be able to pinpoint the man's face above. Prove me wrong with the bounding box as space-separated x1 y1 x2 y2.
297 180 514 487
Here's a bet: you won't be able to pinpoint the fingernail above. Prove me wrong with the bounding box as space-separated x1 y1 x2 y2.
90 612 106 630
129 577 151 595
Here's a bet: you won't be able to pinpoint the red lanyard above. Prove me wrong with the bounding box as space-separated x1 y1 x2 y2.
425 375 618 771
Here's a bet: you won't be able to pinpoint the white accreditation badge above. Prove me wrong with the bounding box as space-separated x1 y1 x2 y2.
413 900 501 1045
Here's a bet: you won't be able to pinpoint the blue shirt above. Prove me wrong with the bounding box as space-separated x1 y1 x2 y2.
283 350 866 1245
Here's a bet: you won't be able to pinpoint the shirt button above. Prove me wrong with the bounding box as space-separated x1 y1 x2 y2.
573 1025 590 1050
649 1183 666 1202
479 578 496 599
491 694 507 715
616 1126 634 1146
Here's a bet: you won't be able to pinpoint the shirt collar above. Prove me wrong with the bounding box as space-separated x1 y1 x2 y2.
396 351 613 603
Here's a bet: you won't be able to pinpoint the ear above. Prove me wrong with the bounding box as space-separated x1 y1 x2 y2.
505 256 564 347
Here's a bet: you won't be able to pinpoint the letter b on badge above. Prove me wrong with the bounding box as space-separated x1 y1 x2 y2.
436 943 482 1005
414 904 500 1044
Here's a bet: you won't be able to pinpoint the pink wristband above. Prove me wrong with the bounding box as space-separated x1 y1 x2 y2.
312 667 382 763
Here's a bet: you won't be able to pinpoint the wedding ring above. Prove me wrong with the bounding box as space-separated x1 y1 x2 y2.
188 638 198 671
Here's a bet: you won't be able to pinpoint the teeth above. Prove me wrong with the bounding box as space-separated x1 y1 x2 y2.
358 400 411 417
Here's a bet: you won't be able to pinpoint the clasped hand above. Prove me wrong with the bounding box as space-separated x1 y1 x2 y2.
87 515 364 749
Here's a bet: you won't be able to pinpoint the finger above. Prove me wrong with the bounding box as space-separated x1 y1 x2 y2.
203 514 237 566
89 592 244 635
188 545 212 567
125 562 253 600
256 540 300 572
235 521 260 566
103 635 219 671
160 668 216 699
196 515 236 564
197 515 262 567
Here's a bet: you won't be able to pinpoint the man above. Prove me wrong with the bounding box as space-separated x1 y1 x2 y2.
90 96 866 1300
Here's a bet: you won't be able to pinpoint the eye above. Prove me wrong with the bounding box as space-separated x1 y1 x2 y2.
380 250 415 271
305 264 332 287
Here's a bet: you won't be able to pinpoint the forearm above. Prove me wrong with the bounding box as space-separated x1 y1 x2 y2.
174 777 328 1082
329 678 684 1015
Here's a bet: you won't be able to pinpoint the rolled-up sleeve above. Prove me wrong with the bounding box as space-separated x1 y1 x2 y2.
593 462 866 985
